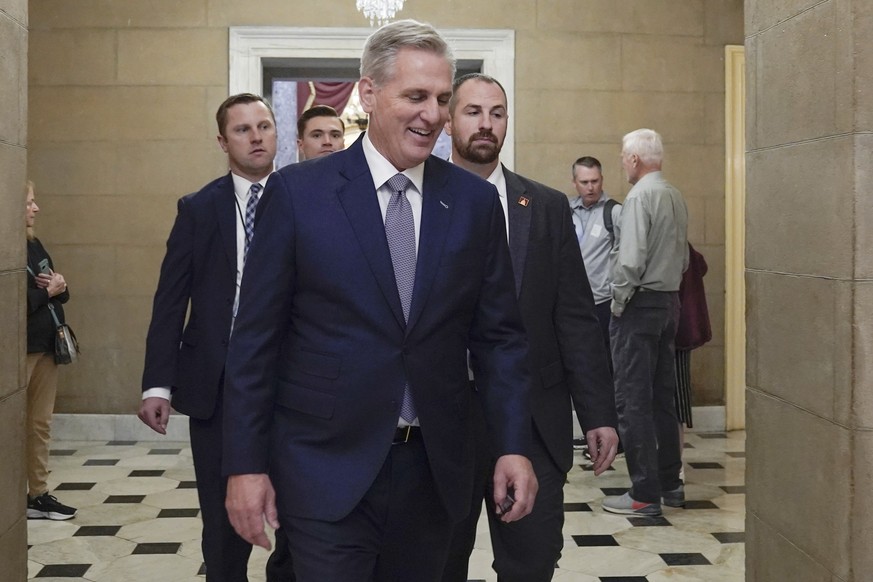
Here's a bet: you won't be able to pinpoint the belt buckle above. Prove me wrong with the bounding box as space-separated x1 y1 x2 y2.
394 425 412 444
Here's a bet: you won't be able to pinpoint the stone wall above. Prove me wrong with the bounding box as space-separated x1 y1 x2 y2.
27 0 742 415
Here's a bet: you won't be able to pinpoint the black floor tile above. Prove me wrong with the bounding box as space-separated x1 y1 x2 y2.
660 552 711 566
177 481 198 489
158 508 200 518
726 451 746 458
720 485 746 494
712 532 745 544
563 502 592 512
74 525 122 537
84 459 119 466
149 448 182 455
683 442 695 449
572 534 619 547
129 469 165 477
628 516 671 527
104 495 146 504
688 462 724 469
601 487 629 496
696 433 728 439
49 449 77 456
55 482 95 491
684 500 720 510
107 440 138 446
36 563 91 577
132 542 182 555
198 563 207 575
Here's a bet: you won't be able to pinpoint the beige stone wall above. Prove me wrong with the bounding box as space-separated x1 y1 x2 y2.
27 0 742 415
1 0 30 577
745 0 873 579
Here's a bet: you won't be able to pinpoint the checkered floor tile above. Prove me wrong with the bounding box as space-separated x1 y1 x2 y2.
28 432 746 581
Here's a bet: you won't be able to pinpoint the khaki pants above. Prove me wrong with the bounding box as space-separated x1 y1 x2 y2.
26 352 58 498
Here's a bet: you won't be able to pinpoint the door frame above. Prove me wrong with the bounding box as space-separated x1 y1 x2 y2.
724 44 746 430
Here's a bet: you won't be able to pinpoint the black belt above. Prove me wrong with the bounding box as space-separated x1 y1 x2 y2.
393 426 422 444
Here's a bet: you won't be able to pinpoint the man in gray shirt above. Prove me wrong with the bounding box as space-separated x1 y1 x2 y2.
602 128 689 517
569 156 621 365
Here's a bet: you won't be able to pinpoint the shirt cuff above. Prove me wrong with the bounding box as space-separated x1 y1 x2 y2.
142 387 172 402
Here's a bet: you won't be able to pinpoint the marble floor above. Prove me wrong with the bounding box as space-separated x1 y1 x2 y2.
27 431 745 581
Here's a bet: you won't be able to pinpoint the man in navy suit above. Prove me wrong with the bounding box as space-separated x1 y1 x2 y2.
139 93 286 581
223 20 538 582
441 74 618 581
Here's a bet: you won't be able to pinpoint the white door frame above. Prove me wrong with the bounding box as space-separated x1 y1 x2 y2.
229 27 516 169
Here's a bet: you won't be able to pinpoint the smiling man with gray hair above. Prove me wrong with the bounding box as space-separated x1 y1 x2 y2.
601 128 689 517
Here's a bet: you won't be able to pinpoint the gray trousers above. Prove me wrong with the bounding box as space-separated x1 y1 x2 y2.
610 290 683 503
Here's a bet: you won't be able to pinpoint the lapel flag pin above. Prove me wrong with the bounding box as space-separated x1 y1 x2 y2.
440 200 449 209
518 196 530 207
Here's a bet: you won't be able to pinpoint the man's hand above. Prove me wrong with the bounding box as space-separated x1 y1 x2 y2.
226 473 280 550
492 454 538 523
138 396 171 434
585 426 619 476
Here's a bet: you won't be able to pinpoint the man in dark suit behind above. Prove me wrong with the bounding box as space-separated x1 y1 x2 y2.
222 20 538 582
442 74 619 582
139 93 292 581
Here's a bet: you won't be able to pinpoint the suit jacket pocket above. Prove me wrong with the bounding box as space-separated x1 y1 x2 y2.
540 361 564 390
275 381 336 419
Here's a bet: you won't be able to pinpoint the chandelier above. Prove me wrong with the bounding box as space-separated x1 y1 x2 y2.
356 0 405 26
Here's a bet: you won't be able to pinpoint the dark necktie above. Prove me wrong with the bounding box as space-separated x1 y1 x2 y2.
244 182 262 256
384 173 417 423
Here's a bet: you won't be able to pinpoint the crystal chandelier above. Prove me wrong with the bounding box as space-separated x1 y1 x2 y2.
356 0 405 26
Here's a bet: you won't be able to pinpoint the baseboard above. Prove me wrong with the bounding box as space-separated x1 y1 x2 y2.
572 405 727 439
52 413 190 442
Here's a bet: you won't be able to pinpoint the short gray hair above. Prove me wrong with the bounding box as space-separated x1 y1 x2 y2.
360 19 456 86
622 128 663 166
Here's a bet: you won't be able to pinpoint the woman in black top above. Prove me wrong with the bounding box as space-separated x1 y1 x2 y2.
24 181 77 520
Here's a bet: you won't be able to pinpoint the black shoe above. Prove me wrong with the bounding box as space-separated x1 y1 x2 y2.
661 484 686 508
27 492 77 520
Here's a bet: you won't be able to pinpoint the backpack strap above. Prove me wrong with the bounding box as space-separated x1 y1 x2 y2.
603 198 621 237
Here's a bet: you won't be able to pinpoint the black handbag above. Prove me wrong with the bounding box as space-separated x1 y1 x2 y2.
48 303 80 365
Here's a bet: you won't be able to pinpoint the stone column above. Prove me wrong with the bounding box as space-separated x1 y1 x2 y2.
745 0 873 579
0 0 29 579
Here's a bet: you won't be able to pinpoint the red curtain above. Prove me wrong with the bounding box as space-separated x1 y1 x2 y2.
296 81 355 117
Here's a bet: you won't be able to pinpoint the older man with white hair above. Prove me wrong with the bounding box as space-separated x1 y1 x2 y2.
601 128 689 517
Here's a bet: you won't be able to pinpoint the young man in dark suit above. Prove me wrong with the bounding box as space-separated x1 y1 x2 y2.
222 20 538 582
442 73 619 582
139 93 288 581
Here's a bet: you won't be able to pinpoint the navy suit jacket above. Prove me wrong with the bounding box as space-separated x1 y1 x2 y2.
223 138 532 522
142 173 239 419
503 168 617 474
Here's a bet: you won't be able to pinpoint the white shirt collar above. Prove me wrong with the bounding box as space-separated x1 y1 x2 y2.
363 132 425 195
485 163 506 199
230 172 269 200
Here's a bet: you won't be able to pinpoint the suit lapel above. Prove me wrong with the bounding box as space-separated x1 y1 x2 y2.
214 174 238 271
335 142 407 330
406 159 452 333
504 168 531 296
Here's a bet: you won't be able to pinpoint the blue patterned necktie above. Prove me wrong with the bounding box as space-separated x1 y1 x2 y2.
244 182 262 256
384 173 417 423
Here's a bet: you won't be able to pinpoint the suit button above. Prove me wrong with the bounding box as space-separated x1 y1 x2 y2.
226 298 232 305
221 339 228 346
